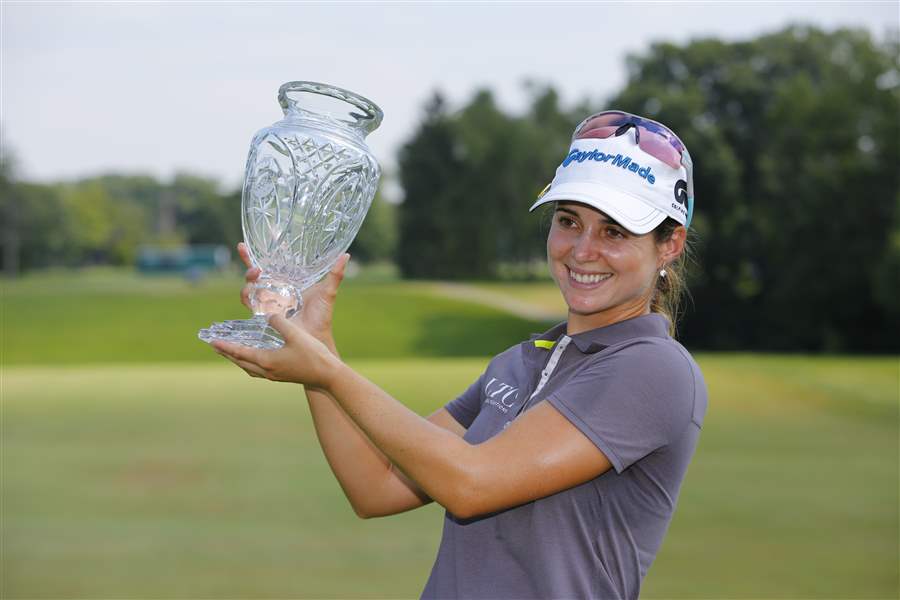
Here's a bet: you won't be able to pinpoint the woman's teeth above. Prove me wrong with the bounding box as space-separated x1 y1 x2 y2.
569 269 612 284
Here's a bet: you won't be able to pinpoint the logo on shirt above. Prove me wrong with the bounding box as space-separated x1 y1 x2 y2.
483 377 520 413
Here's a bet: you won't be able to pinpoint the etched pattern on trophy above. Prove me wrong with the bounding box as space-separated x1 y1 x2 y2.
199 81 383 349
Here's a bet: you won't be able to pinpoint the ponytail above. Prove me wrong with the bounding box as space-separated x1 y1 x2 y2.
651 218 695 338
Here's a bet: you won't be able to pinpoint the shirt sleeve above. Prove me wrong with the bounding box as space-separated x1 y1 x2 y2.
443 372 485 429
545 339 695 473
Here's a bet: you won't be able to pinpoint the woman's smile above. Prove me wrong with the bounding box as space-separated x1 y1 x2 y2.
566 265 613 287
548 202 663 333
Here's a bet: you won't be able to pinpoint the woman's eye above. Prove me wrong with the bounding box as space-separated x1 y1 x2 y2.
606 227 625 239
558 216 576 228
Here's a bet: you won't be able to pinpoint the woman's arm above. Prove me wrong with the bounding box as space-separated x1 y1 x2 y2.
232 244 467 518
304 356 466 518
213 317 613 520
321 360 612 519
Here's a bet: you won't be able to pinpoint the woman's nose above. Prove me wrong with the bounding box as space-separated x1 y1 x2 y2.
572 231 602 263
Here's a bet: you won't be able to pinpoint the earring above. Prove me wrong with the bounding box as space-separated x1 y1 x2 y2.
659 267 667 278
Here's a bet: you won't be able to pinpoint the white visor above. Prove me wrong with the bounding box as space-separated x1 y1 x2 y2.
529 132 689 234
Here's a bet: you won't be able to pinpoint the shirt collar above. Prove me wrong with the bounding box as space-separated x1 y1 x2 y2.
527 313 670 354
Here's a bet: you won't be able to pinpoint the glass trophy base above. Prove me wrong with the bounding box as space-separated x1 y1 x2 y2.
198 315 285 349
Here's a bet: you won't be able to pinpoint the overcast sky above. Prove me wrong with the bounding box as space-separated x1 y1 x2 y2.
2 1 897 190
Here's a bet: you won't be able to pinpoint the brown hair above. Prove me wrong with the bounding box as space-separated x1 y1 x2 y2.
651 217 695 338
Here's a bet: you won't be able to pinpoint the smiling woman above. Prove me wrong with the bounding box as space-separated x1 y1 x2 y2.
546 203 686 334
212 109 707 600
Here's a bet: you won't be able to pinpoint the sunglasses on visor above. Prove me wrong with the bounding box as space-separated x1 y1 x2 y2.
573 110 695 227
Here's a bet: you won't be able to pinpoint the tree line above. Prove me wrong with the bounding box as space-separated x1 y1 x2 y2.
2 25 897 351
397 25 899 352
0 168 397 273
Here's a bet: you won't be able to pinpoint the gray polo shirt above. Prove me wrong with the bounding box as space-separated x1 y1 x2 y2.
421 313 707 600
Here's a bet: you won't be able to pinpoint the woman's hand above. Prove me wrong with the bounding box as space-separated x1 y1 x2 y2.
212 314 341 389
237 242 262 312
237 241 349 346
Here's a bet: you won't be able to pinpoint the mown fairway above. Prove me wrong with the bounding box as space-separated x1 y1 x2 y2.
2 270 898 598
1 269 551 364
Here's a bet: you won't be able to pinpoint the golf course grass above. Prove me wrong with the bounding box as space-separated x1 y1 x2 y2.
2 268 551 364
2 269 898 598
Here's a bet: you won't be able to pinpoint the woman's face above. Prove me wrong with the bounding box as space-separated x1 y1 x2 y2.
547 202 671 332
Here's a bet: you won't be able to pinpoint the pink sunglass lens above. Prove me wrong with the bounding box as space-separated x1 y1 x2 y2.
572 113 685 169
576 113 627 134
638 129 682 169
575 125 619 140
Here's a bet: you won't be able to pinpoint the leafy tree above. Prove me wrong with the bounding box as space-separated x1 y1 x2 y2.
0 167 238 272
171 173 241 249
9 182 69 272
397 85 583 279
873 193 900 326
396 93 467 278
56 179 149 265
349 189 397 264
610 25 900 351
0 150 22 276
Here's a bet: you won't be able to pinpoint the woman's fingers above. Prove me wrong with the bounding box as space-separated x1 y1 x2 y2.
305 253 350 304
212 345 267 378
327 253 350 292
234 358 266 378
266 313 302 345
239 243 260 313
211 318 331 386
244 267 261 283
238 243 260 310
241 276 258 311
212 340 265 367
237 242 254 270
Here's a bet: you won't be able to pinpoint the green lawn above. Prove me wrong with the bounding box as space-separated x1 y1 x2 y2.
2 269 551 364
3 357 897 599
464 279 568 314
2 269 898 598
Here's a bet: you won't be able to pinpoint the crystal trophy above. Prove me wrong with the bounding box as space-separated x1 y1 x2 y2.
198 81 383 349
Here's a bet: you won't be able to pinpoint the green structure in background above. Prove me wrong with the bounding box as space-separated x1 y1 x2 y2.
136 244 231 278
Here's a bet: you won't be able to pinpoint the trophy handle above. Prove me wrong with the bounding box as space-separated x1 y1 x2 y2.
278 81 384 136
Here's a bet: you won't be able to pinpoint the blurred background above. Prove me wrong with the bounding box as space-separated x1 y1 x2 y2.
2 2 898 598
